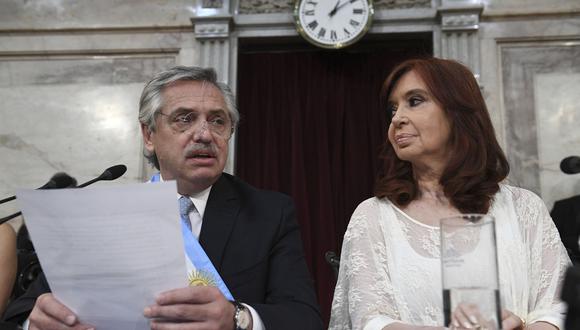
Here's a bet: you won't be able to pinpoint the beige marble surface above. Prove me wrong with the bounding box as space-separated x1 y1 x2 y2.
535 73 580 209
0 56 176 226
0 0 197 29
498 42 580 208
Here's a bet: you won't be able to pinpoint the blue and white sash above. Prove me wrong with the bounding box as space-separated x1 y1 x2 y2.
151 173 233 300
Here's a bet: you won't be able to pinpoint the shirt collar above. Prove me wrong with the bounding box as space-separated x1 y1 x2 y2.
156 174 212 218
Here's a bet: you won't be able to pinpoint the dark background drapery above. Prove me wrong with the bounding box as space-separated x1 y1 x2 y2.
236 35 432 325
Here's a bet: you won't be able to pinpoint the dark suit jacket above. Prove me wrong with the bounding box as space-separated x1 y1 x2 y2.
551 195 580 264
3 173 323 329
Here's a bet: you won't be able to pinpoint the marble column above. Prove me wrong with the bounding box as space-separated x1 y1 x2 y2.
438 1 483 81
190 1 236 173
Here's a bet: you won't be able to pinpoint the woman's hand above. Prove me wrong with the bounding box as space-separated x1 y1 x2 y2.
450 304 524 329
501 309 525 330
450 302 492 329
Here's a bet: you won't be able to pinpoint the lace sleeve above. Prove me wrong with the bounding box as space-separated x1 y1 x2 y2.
511 188 571 327
329 198 401 330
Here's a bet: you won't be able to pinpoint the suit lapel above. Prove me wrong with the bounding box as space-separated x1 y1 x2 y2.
199 174 240 272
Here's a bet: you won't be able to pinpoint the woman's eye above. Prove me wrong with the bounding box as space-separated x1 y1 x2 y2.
409 96 424 107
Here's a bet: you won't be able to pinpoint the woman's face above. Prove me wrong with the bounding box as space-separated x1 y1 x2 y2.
387 70 452 168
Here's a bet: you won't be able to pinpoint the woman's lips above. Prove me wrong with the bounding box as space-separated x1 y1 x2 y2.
394 134 416 146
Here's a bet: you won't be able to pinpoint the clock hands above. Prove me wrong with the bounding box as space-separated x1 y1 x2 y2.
329 0 357 17
329 0 342 17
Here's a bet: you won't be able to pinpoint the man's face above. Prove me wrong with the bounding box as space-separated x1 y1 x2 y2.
142 80 232 194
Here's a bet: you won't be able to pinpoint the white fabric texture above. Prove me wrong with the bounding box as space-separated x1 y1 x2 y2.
329 184 571 330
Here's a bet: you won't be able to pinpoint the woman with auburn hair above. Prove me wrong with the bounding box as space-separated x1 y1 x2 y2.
329 57 570 330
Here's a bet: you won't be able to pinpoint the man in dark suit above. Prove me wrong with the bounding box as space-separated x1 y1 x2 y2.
5 66 322 330
551 195 580 264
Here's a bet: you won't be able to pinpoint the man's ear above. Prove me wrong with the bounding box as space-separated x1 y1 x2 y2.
141 123 155 153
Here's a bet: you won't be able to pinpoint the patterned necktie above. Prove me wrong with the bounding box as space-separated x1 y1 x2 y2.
179 195 194 232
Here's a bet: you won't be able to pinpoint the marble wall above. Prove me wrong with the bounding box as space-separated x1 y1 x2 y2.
499 43 580 209
477 7 580 209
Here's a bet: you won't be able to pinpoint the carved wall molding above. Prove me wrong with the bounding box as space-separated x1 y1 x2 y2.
238 0 294 14
202 0 224 8
441 13 479 31
437 4 484 80
191 15 232 40
194 21 230 39
374 0 431 10
237 0 431 14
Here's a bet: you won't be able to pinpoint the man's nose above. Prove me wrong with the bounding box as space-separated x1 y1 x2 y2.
192 120 212 141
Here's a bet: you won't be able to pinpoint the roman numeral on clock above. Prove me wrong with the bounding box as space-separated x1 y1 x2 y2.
331 30 337 41
350 19 360 27
304 10 314 15
318 28 326 38
353 8 363 14
308 20 318 30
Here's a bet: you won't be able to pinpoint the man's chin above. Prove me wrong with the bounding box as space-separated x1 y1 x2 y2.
180 168 221 187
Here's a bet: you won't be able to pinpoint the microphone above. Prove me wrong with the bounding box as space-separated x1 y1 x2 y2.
325 251 341 278
0 172 76 205
38 172 77 190
77 164 127 188
560 156 580 174
0 165 126 225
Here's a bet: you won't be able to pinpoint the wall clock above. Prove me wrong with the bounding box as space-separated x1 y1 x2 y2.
294 0 374 49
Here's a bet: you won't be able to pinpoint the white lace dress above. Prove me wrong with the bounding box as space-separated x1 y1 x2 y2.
329 185 571 330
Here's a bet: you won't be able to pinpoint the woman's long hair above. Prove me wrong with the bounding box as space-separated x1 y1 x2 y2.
375 58 509 214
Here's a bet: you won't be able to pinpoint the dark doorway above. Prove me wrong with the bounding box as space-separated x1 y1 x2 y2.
235 34 432 325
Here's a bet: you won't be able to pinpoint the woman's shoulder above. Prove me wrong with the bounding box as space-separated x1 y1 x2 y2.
498 183 545 206
352 196 392 217
347 197 391 228
497 184 551 226
344 197 395 245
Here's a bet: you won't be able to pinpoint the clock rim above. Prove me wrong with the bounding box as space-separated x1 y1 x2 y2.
293 0 374 50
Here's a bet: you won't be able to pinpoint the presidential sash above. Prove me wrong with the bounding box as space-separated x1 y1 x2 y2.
151 173 234 300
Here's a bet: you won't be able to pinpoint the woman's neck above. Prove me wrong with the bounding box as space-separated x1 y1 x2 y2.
413 164 446 201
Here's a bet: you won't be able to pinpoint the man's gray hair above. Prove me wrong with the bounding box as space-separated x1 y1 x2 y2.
139 66 239 169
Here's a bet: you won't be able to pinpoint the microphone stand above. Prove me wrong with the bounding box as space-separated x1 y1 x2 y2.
0 173 77 225
0 165 126 225
0 195 16 204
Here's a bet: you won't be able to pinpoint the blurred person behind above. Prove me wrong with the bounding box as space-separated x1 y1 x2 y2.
0 223 17 317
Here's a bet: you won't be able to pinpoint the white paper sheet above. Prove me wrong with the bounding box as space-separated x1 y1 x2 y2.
16 181 188 330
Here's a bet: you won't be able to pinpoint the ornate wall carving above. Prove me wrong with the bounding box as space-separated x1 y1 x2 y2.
238 0 294 14
202 0 224 8
237 0 431 14
441 14 479 30
374 0 431 10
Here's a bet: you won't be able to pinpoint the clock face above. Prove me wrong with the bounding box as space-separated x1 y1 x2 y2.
295 0 373 49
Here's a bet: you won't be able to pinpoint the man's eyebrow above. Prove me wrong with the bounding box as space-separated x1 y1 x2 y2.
168 107 228 116
168 107 195 114
208 109 228 115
